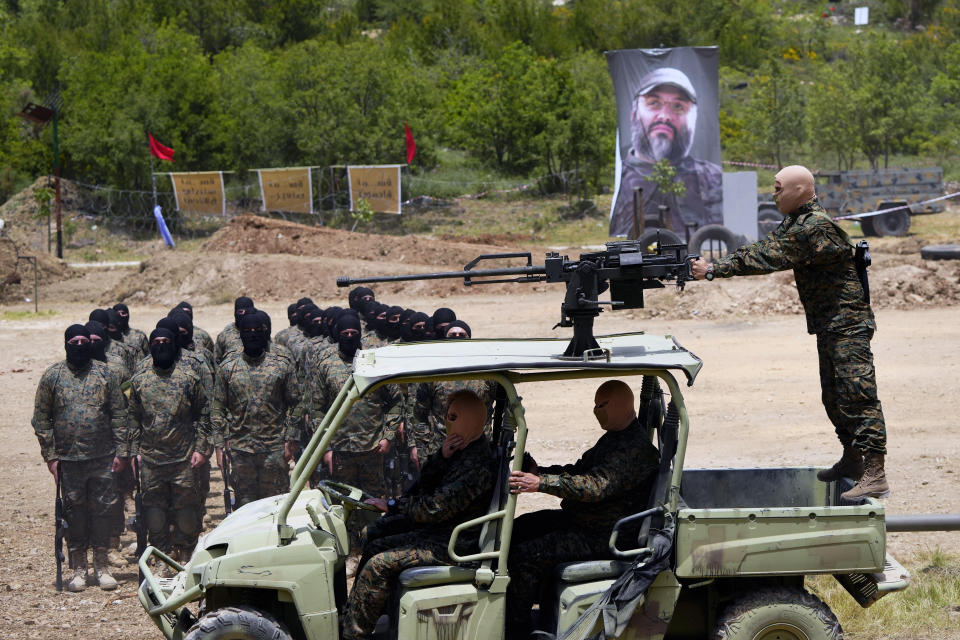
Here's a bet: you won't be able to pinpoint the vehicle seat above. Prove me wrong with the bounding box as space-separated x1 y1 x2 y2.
398 565 477 589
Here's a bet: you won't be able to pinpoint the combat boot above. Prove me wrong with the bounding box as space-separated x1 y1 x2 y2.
841 452 890 501
65 549 88 593
817 444 864 482
93 547 119 590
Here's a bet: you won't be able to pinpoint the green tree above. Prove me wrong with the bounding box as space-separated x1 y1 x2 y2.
742 57 805 168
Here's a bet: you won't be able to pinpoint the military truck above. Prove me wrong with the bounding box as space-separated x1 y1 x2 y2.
137 333 909 640
757 167 944 238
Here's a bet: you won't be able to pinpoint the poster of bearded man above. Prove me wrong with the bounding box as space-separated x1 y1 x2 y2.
607 46 723 238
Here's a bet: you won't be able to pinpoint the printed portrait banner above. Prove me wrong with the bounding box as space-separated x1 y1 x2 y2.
606 46 723 238
258 167 313 214
169 171 226 216
347 165 402 215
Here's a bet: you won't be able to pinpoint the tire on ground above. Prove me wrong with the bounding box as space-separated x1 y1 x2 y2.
636 228 684 252
185 605 293 640
920 244 960 261
757 206 783 238
688 224 742 261
868 203 911 237
714 587 843 640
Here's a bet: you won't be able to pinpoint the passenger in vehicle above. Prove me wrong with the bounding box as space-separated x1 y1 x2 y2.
504 380 659 640
340 390 495 640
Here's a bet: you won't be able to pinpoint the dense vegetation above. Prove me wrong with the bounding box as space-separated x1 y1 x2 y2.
2 0 960 204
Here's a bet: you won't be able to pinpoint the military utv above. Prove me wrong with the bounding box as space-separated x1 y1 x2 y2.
138 333 909 640
758 167 944 238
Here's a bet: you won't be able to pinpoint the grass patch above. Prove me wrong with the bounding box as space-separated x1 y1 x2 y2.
1 309 58 321
807 547 960 639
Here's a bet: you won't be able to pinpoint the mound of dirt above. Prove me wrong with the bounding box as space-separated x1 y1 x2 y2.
203 214 536 266
0 177 77 300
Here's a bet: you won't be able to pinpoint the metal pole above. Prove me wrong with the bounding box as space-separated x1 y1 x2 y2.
632 187 642 240
52 110 62 259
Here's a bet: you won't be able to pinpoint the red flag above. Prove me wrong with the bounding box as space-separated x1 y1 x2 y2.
404 122 417 165
148 133 175 162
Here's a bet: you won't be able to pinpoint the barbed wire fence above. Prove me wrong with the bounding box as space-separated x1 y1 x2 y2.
19 167 588 251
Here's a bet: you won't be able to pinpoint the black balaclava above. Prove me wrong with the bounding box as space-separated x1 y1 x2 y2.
298 304 318 333
297 297 314 308
301 306 321 338
287 303 298 327
234 296 254 326
104 309 123 341
112 303 131 331
239 310 269 358
64 324 92 367
374 303 389 336
404 312 433 342
89 308 110 328
167 310 194 349
383 305 404 340
445 319 472 339
432 308 457 339
324 306 343 343
336 312 363 361
360 300 378 331
259 310 272 339
85 320 109 361
348 286 375 312
177 301 194 319
149 328 179 370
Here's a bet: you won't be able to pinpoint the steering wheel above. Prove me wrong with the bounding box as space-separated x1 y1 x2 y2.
316 480 382 512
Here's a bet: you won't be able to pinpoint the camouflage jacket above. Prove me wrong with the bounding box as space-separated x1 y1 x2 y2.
714 199 874 335
274 326 301 349
211 344 302 453
411 380 498 458
106 338 139 380
194 326 215 354
128 358 210 465
214 322 241 364
122 327 150 358
396 436 494 530
308 350 400 452
32 360 130 462
538 419 659 531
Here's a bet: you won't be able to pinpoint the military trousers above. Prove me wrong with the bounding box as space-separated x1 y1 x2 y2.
60 454 120 553
506 510 612 639
817 328 887 455
343 529 453 638
229 448 289 508
142 459 204 552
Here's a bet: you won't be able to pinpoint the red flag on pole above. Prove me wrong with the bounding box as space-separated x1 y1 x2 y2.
148 133 175 162
404 122 417 165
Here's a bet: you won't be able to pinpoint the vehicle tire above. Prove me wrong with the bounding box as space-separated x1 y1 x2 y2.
636 228 684 252
859 215 878 237
688 224 742 261
868 204 911 237
757 206 783 238
714 587 843 640
921 244 960 261
185 606 292 640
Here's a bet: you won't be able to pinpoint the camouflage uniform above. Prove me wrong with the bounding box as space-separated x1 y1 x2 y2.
121 326 150 358
343 437 495 639
211 344 302 507
410 380 498 458
214 322 242 365
182 344 216 505
506 420 659 635
32 360 130 553
106 338 139 381
193 326 215 354
713 198 886 454
127 358 209 552
274 325 302 349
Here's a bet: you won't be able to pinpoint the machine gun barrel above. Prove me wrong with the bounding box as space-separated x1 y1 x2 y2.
337 265 546 287
885 514 960 532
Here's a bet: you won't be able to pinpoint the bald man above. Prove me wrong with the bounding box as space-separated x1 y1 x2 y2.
505 380 659 640
340 390 495 640
691 165 889 501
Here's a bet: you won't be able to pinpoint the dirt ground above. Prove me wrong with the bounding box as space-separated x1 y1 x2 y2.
1 285 959 638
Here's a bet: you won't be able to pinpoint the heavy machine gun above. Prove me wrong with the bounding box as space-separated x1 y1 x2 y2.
338 238 696 357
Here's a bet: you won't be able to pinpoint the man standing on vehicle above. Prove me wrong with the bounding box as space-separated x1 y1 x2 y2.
32 325 130 592
211 310 302 507
127 328 209 567
340 390 495 640
690 165 890 501
505 380 659 639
